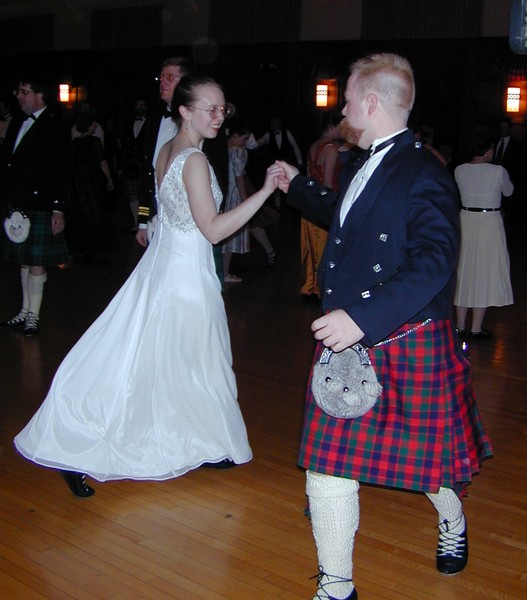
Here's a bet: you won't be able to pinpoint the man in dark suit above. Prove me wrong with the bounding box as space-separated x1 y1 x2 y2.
493 118 522 183
493 118 523 221
277 53 492 600
118 97 148 231
0 76 70 335
134 56 229 283
135 57 190 247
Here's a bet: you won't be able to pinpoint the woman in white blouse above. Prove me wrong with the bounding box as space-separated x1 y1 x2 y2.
454 127 514 339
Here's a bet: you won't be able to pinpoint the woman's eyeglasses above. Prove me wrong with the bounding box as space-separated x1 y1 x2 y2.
188 104 234 119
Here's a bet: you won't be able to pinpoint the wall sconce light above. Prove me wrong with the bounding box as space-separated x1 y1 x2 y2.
506 86 521 112
315 79 339 110
59 83 70 103
316 84 329 108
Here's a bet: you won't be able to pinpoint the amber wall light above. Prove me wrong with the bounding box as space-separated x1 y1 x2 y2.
59 83 70 103
316 84 328 108
506 86 521 112
315 79 339 110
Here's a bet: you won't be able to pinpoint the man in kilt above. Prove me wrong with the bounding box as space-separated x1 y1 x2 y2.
0 76 70 335
276 53 492 600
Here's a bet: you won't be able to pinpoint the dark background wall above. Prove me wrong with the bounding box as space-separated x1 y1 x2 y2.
0 0 524 165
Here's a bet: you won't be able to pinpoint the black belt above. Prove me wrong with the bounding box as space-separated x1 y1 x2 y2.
461 207 501 212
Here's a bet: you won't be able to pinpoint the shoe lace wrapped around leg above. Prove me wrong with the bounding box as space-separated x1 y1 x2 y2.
437 517 466 558
310 567 354 599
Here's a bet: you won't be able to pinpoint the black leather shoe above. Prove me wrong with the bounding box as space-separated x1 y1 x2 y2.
436 518 468 575
61 470 95 497
470 328 492 340
202 459 236 469
23 312 39 336
0 310 28 328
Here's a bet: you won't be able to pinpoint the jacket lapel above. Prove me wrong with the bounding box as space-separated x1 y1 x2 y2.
340 131 415 241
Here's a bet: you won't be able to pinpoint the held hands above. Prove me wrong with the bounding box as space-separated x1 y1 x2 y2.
274 160 299 194
312 309 365 353
262 163 284 196
51 212 65 235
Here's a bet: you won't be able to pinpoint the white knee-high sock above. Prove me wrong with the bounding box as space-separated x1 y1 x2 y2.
20 267 30 312
426 487 465 533
306 471 359 599
27 273 47 317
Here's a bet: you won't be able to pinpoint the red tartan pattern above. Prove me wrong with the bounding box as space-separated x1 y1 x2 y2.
298 319 493 493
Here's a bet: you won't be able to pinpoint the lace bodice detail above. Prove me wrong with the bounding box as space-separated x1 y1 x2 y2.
157 147 223 232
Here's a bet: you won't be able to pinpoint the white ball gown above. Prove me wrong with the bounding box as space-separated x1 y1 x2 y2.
14 148 253 481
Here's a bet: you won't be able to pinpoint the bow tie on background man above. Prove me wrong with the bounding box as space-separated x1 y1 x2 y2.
23 113 36 121
163 109 172 119
135 115 146 122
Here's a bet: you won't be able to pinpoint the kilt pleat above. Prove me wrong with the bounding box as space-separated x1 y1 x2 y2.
298 319 492 493
2 210 69 266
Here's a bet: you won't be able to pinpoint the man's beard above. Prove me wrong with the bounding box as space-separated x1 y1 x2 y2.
339 119 363 147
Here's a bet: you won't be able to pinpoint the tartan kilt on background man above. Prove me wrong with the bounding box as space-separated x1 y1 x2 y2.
2 210 69 266
298 318 493 494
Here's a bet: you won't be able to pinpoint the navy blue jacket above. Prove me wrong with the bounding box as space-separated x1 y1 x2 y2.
287 130 460 346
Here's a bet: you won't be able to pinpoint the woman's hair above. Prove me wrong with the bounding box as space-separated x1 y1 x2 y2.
75 111 96 134
171 73 222 115
227 117 251 138
469 126 493 158
350 53 415 117
321 110 343 132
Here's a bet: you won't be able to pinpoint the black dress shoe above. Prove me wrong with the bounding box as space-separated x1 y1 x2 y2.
0 310 28 328
61 470 95 497
470 328 492 340
23 312 39 336
202 459 236 469
436 518 468 575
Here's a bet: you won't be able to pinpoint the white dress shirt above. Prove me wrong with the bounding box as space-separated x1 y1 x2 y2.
14 106 47 150
340 129 407 226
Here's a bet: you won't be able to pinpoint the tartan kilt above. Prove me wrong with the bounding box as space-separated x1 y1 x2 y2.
2 210 69 266
298 319 493 493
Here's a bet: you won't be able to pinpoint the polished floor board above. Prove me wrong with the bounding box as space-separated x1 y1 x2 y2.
0 206 525 599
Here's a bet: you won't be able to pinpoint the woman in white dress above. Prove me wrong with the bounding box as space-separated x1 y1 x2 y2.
14 74 282 497
454 127 514 340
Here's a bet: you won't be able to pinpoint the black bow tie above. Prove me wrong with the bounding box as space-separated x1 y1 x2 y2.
274 130 281 135
135 115 145 121
369 131 406 156
350 132 407 176
23 114 36 121
163 109 172 119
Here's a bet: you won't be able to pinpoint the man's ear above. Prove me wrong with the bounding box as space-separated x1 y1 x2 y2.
366 93 378 116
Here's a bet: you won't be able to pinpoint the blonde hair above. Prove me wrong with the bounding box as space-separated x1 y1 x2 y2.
350 53 415 117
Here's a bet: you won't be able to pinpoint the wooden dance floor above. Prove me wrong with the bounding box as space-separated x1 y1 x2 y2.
0 204 525 599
